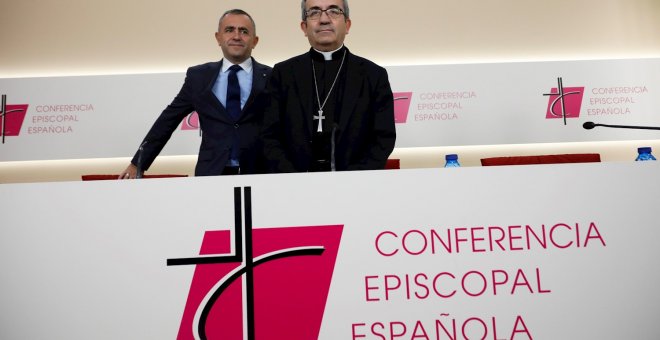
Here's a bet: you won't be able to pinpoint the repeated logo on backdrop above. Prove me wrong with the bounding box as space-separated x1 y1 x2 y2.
542 76 651 125
0 93 94 143
393 92 413 124
543 77 585 124
181 112 200 131
392 90 478 125
168 187 343 340
0 95 29 143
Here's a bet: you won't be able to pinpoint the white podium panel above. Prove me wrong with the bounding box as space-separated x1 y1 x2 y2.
1 163 659 339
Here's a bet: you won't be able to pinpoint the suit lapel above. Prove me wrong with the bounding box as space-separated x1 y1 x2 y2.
200 60 232 122
241 58 269 122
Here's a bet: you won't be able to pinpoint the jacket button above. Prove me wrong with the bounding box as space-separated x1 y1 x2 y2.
234 124 239 129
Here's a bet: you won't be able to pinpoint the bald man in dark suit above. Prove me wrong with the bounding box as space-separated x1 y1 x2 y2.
120 9 271 178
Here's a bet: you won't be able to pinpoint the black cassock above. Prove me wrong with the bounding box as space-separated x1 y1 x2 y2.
262 46 396 173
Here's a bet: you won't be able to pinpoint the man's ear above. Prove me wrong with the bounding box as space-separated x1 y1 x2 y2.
300 21 309 37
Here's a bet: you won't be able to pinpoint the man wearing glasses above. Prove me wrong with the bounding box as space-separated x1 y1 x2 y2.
261 0 396 172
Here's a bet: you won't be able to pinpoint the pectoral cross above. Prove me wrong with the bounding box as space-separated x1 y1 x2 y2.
313 109 325 132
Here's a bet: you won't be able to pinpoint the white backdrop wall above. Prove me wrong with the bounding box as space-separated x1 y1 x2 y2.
1 59 660 162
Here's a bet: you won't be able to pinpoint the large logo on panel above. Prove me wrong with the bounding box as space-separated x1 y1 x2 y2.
0 95 29 143
168 187 343 340
542 78 584 125
393 92 413 124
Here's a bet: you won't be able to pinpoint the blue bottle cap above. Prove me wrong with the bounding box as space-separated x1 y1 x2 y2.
638 147 652 154
445 154 458 161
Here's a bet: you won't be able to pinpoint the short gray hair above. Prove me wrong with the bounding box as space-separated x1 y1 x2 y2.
300 0 349 20
219 9 257 34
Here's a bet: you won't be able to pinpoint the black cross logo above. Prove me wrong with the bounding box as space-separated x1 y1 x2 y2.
167 187 325 340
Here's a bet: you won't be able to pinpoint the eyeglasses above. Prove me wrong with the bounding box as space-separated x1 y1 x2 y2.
305 8 345 21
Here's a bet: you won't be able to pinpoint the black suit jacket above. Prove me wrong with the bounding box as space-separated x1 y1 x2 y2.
261 48 396 172
132 58 272 176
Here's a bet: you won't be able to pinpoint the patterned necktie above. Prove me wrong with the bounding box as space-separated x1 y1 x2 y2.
226 64 242 119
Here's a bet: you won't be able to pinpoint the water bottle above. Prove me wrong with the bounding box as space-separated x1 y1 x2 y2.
444 154 461 167
635 147 657 161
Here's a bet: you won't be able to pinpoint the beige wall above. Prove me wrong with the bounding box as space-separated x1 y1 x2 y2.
1 0 660 182
2 0 659 77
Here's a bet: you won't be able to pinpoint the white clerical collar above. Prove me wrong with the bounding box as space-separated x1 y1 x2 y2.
313 45 344 61
221 57 253 73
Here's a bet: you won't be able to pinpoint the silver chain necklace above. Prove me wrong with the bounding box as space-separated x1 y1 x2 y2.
312 49 347 133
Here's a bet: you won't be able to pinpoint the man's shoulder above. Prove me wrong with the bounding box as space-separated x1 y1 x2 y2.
252 59 273 74
187 61 221 74
347 52 386 73
273 52 309 69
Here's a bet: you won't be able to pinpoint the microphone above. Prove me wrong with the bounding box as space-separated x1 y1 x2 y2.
582 121 596 130
583 121 660 131
136 140 148 179
330 123 338 172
